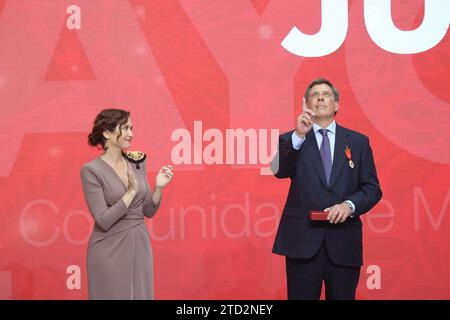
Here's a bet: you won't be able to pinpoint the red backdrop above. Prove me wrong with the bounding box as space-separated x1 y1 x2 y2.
0 0 449 299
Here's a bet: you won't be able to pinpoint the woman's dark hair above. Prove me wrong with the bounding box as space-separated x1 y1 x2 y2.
88 109 130 150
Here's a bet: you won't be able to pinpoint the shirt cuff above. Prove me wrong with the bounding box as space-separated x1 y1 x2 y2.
291 132 305 150
344 200 356 216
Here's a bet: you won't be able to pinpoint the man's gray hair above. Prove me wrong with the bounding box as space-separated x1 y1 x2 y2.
304 78 340 102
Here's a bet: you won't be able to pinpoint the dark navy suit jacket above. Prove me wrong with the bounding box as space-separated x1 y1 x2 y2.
272 124 382 267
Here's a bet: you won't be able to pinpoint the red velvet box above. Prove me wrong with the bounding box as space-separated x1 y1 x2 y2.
310 210 329 221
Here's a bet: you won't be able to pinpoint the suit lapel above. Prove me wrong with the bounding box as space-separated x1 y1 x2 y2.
329 125 349 188
304 130 328 188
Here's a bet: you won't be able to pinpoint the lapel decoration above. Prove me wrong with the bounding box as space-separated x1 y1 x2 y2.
345 145 354 169
123 151 146 169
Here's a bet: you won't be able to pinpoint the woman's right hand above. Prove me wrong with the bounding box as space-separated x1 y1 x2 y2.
127 164 139 195
122 164 138 208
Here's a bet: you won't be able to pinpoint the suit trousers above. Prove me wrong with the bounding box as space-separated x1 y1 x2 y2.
285 241 361 300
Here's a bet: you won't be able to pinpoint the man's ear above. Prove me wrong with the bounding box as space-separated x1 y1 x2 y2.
334 102 339 113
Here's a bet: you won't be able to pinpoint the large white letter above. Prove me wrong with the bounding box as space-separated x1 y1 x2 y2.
66 265 81 290
171 128 192 165
281 0 348 57
365 0 449 54
203 128 223 165
66 5 81 30
366 265 381 290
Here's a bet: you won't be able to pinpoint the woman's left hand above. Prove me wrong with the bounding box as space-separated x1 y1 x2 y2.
155 165 174 188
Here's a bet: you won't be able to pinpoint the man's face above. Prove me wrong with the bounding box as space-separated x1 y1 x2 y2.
306 83 339 119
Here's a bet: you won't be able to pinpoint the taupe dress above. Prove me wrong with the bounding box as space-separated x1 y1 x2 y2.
80 156 160 300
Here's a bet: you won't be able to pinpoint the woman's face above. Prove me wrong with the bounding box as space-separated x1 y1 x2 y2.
104 117 133 150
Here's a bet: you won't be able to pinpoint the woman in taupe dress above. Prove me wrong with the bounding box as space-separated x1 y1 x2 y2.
80 109 173 299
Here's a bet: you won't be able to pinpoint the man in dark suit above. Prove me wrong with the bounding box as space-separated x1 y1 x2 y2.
271 78 382 300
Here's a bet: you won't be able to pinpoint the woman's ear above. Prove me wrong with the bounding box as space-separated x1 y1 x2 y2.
103 130 111 140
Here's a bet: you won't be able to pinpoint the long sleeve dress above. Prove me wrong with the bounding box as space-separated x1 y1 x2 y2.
80 156 160 299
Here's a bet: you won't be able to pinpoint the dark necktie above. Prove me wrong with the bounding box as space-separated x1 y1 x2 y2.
319 129 332 184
